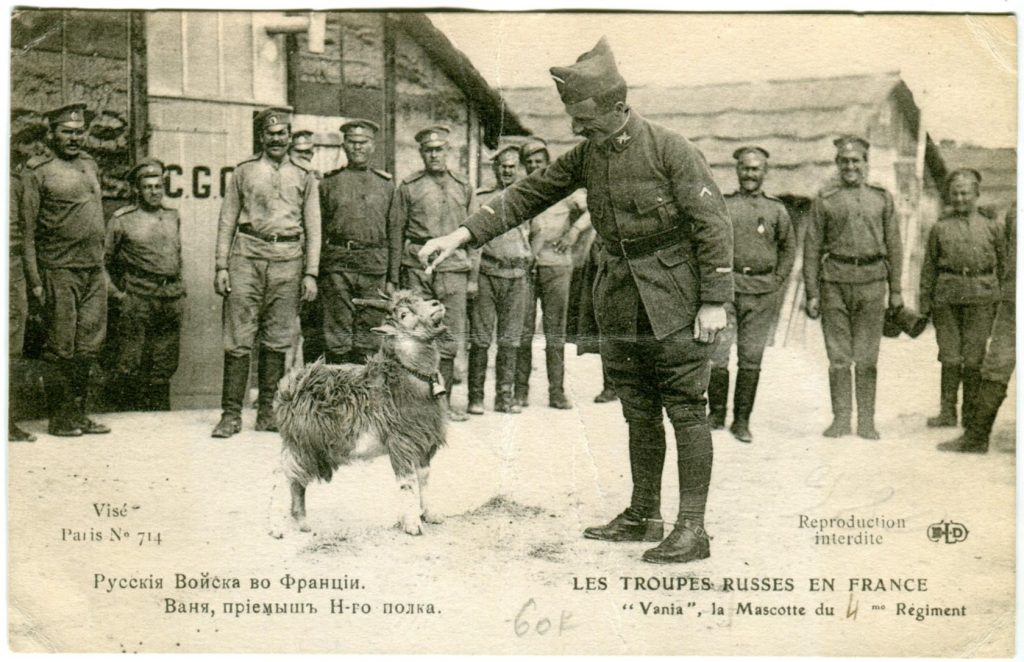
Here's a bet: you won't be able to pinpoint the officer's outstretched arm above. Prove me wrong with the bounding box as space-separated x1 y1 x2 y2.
419 227 472 275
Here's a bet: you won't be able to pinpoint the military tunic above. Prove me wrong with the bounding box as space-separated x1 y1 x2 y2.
390 169 475 359
316 166 395 358
469 187 532 349
9 172 28 356
803 182 902 369
710 190 796 371
461 111 733 425
20 151 108 360
215 153 321 355
981 205 1015 385
920 209 1004 369
105 204 185 384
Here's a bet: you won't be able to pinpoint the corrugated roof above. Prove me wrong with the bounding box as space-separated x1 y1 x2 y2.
502 72 948 198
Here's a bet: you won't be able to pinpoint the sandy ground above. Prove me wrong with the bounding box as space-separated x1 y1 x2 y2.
7 327 1016 655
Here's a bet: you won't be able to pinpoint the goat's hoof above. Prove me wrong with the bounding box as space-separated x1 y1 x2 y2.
401 516 423 535
421 510 445 524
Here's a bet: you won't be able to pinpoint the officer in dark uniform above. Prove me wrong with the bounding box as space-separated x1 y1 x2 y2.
212 107 321 437
104 158 185 411
9 110 49 442
20 103 112 437
516 137 591 411
467 144 532 415
389 125 476 422
919 169 1004 428
419 37 733 564
804 136 902 440
287 129 325 364
318 119 394 364
707 146 795 443
940 202 1015 453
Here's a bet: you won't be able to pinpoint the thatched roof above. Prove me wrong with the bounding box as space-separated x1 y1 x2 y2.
501 72 947 199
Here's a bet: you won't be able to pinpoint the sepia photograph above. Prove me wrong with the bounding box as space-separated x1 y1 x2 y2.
5 6 1018 655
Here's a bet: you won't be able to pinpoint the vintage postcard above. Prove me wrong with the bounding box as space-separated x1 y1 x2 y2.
5 8 1017 656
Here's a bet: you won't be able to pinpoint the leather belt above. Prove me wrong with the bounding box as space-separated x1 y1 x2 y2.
124 264 180 287
603 226 689 259
326 237 383 250
482 255 532 270
734 266 774 276
828 253 883 266
940 266 994 276
238 225 302 243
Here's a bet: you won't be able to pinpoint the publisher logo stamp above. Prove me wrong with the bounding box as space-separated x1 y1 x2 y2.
927 521 969 544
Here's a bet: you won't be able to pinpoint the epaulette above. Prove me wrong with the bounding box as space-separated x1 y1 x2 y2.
236 153 261 167
447 170 467 185
402 170 427 185
25 153 53 169
866 182 891 197
724 190 739 198
371 168 392 181
476 187 497 196
288 155 310 171
819 185 841 199
112 204 137 218
978 205 998 220
78 150 95 161
764 192 786 205
323 167 344 179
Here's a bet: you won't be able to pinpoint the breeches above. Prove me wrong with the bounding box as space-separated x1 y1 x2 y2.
521 265 572 348
114 294 183 383
981 301 1015 384
709 291 778 370
223 255 303 356
41 266 107 361
932 302 997 368
470 273 529 349
820 280 886 369
320 270 387 354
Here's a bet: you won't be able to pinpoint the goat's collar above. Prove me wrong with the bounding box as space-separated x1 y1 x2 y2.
395 358 445 395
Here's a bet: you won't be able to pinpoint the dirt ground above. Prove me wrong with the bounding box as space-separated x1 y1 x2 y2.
7 327 1016 655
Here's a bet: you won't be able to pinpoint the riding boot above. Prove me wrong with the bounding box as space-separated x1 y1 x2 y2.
546 345 573 409
45 360 80 436
255 349 287 432
939 379 1005 453
960 367 982 430
467 345 488 415
729 368 760 443
855 365 880 440
823 367 853 437
514 344 532 408
583 418 665 542
706 367 729 429
440 357 468 422
212 353 250 437
71 360 110 434
148 382 172 412
494 347 521 414
927 363 961 427
594 363 618 403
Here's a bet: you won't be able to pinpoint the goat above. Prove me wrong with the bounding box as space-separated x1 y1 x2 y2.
270 290 448 537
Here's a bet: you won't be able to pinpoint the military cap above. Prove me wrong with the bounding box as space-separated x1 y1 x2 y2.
550 36 626 106
520 137 550 161
491 144 522 163
11 109 48 143
833 135 870 156
255 107 292 131
46 103 91 128
291 130 315 150
415 125 450 148
732 145 770 161
128 157 165 183
945 167 982 187
340 119 380 138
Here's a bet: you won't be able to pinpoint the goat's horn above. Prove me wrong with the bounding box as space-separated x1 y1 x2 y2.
376 288 391 300
352 298 391 311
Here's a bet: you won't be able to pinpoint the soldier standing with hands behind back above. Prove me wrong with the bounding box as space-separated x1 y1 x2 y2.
211 108 320 437
419 38 733 564
804 136 902 441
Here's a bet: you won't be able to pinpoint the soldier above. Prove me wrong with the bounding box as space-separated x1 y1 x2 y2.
515 137 591 410
104 158 184 411
919 169 1004 428
20 103 111 437
212 107 321 437
318 119 394 365
289 130 317 172
707 146 795 443
419 37 733 564
8 110 49 442
804 136 902 440
389 125 475 422
467 145 532 415
940 202 1015 453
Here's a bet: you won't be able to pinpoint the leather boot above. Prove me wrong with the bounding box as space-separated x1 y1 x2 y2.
939 378 1005 453
642 520 711 564
71 360 110 434
212 353 250 438
148 382 172 412
9 421 35 442
546 345 573 409
707 368 729 429
824 367 853 437
8 359 36 441
45 361 81 437
583 510 665 542
514 345 531 408
927 364 961 427
467 345 488 415
594 364 618 403
855 365 880 440
960 367 982 430
440 358 468 422
730 368 760 443
255 349 287 431
494 347 521 414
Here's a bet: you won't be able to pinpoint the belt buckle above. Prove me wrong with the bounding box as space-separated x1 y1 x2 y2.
618 237 635 258
741 266 753 275
269 233 279 243
346 240 357 251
